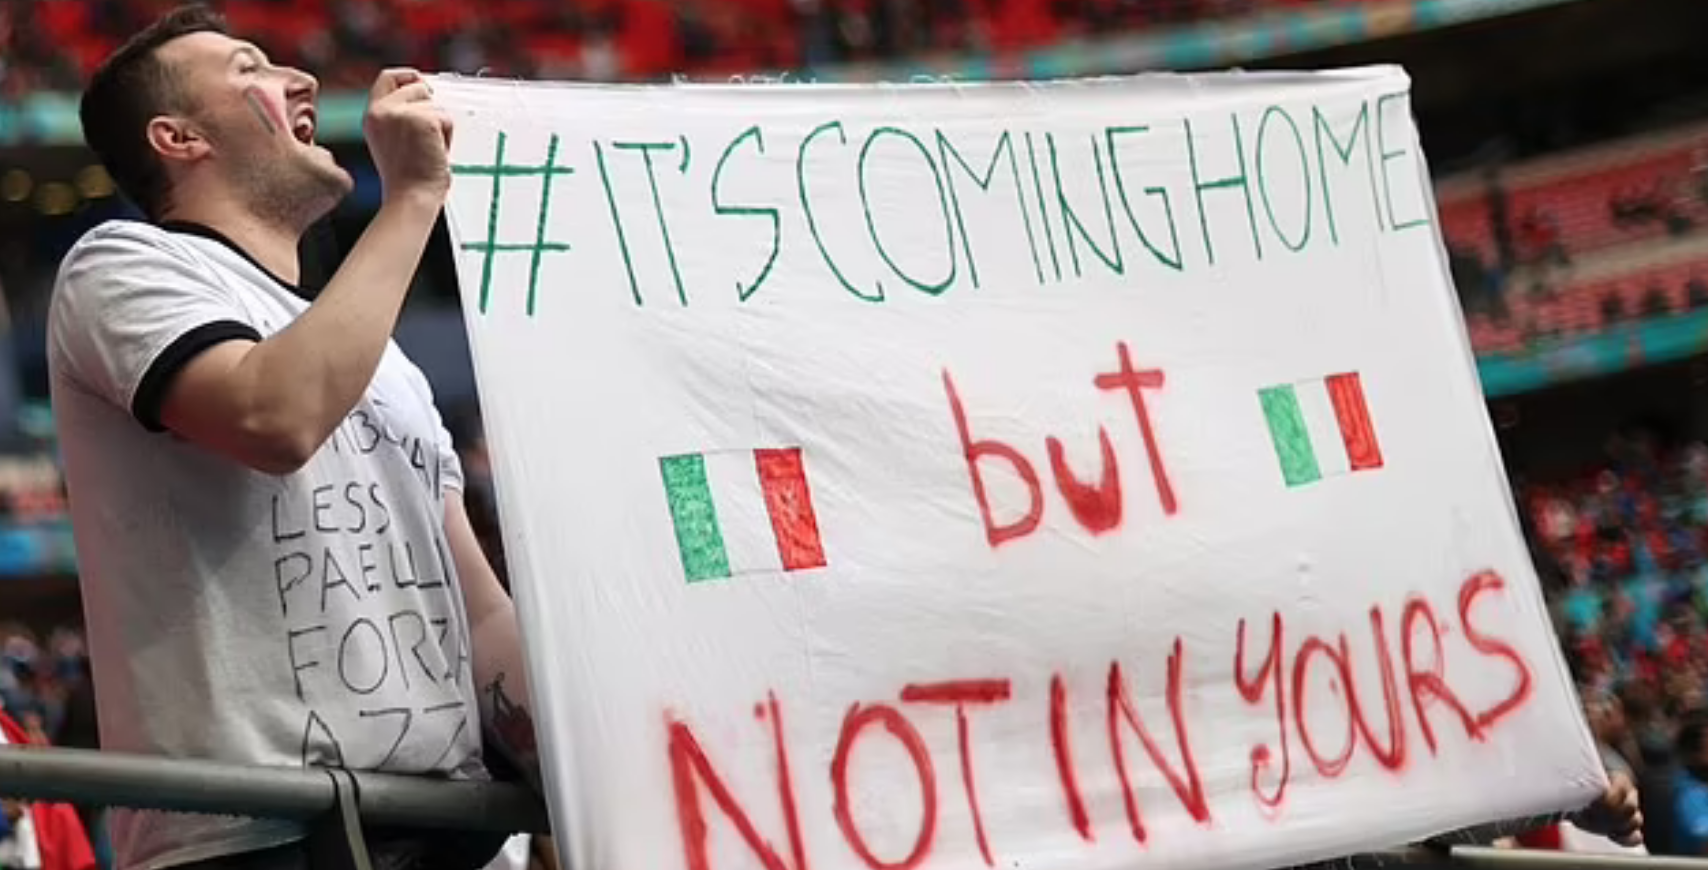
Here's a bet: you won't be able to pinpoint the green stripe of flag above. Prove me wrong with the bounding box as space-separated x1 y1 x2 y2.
660 454 731 582
1259 385 1322 487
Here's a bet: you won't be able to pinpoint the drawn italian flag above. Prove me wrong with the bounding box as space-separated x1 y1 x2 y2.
1258 372 1385 488
659 447 828 583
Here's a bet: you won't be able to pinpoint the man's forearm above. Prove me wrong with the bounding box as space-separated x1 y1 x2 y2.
471 601 543 790
229 192 441 457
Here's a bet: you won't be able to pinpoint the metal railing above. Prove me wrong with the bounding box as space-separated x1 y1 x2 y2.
0 745 546 869
0 745 1704 870
1444 849 1708 868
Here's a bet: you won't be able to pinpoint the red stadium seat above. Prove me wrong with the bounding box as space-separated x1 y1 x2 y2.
21 0 1507 90
36 1 88 43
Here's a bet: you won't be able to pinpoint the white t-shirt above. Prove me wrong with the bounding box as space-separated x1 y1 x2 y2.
482 834 531 870
48 220 489 870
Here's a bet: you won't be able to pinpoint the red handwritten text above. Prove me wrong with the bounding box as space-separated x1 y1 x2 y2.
666 571 1537 870
1235 572 1536 811
900 681 1011 866
946 340 1175 548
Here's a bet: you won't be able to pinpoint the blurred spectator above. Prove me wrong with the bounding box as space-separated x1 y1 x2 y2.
0 708 98 870
1449 244 1507 323
1517 207 1569 268
1627 681 1682 854
1484 164 1517 272
1674 713 1708 855
1611 179 1696 238
1643 282 1674 318
1601 289 1627 326
0 622 103 868
53 655 109 869
1689 272 1708 310
0 624 92 748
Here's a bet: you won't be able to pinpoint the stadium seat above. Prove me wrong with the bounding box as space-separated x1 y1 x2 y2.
13 0 1435 85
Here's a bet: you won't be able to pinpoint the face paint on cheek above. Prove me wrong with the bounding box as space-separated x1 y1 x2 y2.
241 85 284 137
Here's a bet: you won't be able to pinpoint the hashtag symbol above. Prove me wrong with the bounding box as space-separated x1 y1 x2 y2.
450 132 574 316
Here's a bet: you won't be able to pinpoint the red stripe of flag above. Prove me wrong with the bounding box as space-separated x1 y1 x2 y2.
755 448 827 572
1325 373 1384 472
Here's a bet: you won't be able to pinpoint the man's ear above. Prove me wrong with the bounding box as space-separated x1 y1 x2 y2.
145 115 211 165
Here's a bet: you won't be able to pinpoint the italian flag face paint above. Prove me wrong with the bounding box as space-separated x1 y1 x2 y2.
660 447 827 583
1258 372 1384 488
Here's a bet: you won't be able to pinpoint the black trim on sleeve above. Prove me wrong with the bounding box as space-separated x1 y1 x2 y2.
132 320 262 433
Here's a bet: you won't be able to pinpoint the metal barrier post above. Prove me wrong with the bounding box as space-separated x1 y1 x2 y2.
306 768 373 870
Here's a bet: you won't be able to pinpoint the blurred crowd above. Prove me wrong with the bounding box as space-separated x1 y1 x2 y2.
1525 431 1708 853
2 0 1334 97
0 623 95 752
0 622 105 867
1534 433 1708 697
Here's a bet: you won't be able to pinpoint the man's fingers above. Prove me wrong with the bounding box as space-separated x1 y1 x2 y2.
389 102 453 137
435 108 455 148
372 67 425 95
1608 774 1638 808
1616 823 1644 848
375 82 434 110
371 68 429 100
1612 788 1643 848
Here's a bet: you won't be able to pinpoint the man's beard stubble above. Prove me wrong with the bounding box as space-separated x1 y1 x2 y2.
239 147 352 230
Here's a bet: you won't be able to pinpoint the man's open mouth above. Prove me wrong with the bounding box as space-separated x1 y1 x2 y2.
292 109 316 145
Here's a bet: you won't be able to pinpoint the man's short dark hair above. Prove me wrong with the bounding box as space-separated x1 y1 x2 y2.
80 5 227 219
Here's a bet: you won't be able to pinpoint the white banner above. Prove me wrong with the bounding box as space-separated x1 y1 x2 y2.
434 67 1603 870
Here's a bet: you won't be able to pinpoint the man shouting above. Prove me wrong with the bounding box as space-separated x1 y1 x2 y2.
49 6 538 869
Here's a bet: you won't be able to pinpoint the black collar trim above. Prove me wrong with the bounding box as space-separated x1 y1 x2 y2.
158 220 307 299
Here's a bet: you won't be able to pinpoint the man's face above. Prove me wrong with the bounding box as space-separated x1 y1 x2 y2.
155 31 352 221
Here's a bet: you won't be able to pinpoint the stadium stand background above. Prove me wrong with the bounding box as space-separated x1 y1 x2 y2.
5 0 1708 860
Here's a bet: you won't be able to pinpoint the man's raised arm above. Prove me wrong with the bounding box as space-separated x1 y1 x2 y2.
158 68 453 473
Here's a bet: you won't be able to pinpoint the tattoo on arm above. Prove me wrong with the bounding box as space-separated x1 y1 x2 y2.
485 671 538 760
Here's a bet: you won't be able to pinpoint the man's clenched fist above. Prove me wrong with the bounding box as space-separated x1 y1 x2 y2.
364 68 455 206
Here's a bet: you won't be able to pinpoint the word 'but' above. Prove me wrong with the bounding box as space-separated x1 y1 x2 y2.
945 339 1175 547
